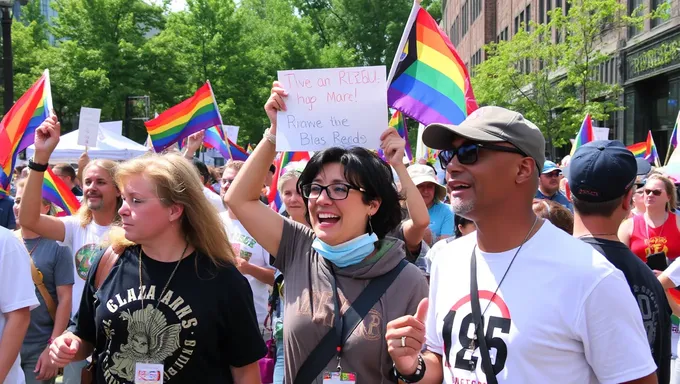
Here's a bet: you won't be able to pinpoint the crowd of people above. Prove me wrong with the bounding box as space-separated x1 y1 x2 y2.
1 82 680 384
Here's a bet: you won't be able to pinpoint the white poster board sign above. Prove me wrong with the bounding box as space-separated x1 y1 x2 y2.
593 127 610 141
223 125 239 143
276 66 387 152
78 107 101 147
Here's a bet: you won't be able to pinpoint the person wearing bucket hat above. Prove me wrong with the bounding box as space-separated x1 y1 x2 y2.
536 160 573 212
407 164 453 243
386 106 659 384
570 140 670 383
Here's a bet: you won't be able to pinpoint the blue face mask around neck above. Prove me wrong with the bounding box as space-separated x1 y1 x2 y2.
312 232 379 268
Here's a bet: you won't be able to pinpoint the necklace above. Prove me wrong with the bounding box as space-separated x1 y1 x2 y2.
474 216 539 329
138 243 190 311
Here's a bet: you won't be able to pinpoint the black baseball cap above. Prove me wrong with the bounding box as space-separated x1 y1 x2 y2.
569 140 637 203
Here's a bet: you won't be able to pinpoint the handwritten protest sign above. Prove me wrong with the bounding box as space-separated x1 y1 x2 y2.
77 107 101 148
276 66 387 152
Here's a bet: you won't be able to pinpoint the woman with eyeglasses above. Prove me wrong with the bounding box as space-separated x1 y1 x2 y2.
224 81 429 383
620 173 680 263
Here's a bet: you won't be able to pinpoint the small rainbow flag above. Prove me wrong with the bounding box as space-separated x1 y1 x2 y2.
387 2 478 126
267 151 311 212
43 166 81 216
226 138 249 161
627 142 647 158
569 114 594 156
247 144 254 154
379 110 413 163
646 130 660 167
665 112 679 165
0 70 52 195
144 83 222 152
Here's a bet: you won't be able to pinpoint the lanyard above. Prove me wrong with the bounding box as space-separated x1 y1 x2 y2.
329 268 345 371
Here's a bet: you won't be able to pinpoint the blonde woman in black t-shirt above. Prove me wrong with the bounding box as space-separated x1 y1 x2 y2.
46 145 266 383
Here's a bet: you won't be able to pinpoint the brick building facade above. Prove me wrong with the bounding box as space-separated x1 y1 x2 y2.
442 0 680 160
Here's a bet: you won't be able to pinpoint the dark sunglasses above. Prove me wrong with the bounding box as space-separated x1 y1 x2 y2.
644 188 663 196
438 142 528 168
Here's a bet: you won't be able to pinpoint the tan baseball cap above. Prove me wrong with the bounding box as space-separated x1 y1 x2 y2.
422 106 545 171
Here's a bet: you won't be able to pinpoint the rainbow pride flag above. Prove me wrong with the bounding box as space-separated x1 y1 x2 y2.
569 114 594 156
646 130 660 167
0 70 52 195
247 144 254 154
387 2 477 126
144 83 222 152
267 151 311 212
665 112 679 165
43 166 80 215
379 109 413 163
627 142 647 158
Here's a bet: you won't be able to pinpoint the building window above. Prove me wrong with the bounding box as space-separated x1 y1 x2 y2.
651 0 670 28
525 5 531 31
472 0 482 23
539 0 545 24
546 0 552 24
451 15 460 46
462 1 469 37
514 15 519 34
471 49 483 76
555 0 562 42
628 0 642 37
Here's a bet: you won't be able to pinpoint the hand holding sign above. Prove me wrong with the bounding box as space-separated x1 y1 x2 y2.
275 66 387 152
264 81 288 135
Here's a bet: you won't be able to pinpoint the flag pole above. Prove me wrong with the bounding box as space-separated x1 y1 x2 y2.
206 80 232 160
386 0 419 85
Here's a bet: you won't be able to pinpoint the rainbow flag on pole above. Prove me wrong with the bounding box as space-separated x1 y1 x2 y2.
0 70 52 195
627 142 647 158
646 130 661 167
387 2 477 126
144 83 222 152
247 144 254 154
569 114 594 156
43 166 80 215
379 109 413 163
665 111 679 165
267 151 311 212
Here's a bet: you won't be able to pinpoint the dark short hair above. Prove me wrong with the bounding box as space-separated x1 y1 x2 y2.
192 159 211 184
572 195 625 218
269 164 276 174
53 163 76 181
454 215 473 238
297 147 403 239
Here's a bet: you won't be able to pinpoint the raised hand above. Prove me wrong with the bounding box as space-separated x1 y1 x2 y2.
379 127 406 167
48 334 80 368
264 81 288 135
78 151 90 170
33 115 61 163
186 131 205 152
385 298 428 375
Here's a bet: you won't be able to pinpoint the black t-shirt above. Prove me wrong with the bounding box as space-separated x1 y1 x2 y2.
69 245 266 384
581 237 671 383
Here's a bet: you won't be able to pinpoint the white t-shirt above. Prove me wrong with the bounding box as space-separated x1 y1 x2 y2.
0 227 39 384
61 216 111 316
204 186 226 213
220 213 274 327
426 221 656 384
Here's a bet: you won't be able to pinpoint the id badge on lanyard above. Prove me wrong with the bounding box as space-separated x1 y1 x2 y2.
323 371 357 384
135 363 164 384
322 270 357 384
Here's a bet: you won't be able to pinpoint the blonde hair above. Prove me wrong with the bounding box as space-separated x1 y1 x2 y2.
277 169 301 194
77 159 122 227
113 152 235 266
646 173 678 212
225 160 245 172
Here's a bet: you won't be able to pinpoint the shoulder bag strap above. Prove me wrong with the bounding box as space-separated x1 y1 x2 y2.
470 247 499 384
95 246 121 290
13 231 58 321
293 259 408 384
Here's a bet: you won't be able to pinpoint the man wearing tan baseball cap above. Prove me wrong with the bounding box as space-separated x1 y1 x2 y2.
385 106 657 384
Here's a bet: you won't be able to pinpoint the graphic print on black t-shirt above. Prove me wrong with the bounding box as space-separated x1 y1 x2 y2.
99 285 198 383
442 290 511 377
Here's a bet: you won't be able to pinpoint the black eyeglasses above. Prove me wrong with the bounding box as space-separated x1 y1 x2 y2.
301 183 366 200
438 142 528 168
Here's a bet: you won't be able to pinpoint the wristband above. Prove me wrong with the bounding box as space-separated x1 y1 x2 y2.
47 337 54 345
28 158 48 172
263 128 276 145
393 354 426 383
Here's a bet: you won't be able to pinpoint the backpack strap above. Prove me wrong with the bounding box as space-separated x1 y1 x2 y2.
95 246 122 290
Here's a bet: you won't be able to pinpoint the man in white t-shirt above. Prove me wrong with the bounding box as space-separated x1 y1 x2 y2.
220 160 275 332
385 106 657 384
0 226 40 383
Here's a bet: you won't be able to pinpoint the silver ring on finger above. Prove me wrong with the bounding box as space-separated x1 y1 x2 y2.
401 336 406 348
